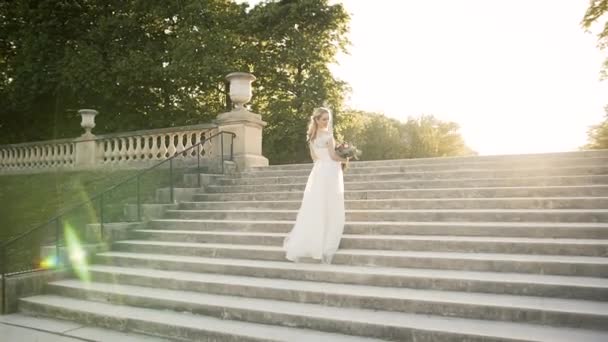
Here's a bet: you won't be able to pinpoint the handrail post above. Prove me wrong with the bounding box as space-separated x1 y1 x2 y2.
55 217 61 267
136 176 141 222
1 245 6 314
220 133 225 174
169 158 174 203
99 195 104 240
230 133 234 161
197 144 201 187
0 127 234 292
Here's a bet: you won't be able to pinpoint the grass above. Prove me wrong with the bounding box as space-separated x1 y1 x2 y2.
0 167 180 273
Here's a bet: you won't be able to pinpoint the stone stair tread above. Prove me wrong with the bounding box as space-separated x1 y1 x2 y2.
0 313 170 342
133 229 608 245
167 208 608 213
81 265 608 315
150 218 608 228
238 173 606 182
184 200 299 204
243 161 608 173
183 196 608 204
112 240 608 263
163 208 608 223
249 152 608 166
23 289 608 342
13 150 608 341
235 165 606 179
19 295 382 342
152 218 294 224
97 251 608 288
247 152 608 168
136 229 284 237
248 158 608 172
208 174 607 186
197 184 608 194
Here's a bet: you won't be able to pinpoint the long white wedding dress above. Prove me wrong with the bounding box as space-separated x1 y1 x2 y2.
283 130 345 263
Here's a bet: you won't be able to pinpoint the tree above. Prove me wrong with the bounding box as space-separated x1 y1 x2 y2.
584 106 608 149
245 0 350 164
0 0 351 167
335 110 476 161
1 1 474 162
334 109 370 144
583 0 608 80
403 115 475 158
582 1 608 149
0 0 249 144
357 114 405 160
0 0 93 142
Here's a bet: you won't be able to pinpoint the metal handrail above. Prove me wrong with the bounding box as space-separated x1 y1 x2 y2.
0 130 236 314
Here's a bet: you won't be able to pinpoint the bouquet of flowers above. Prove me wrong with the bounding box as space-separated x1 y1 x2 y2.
335 142 362 171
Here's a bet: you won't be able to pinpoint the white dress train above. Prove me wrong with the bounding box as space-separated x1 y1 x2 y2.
283 131 345 263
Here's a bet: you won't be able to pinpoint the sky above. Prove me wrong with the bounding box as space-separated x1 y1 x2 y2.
240 0 608 155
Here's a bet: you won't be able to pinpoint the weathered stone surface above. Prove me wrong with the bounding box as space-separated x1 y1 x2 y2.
8 151 608 341
2 270 69 313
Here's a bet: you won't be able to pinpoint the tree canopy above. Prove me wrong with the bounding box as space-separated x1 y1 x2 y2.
0 0 474 162
582 0 608 149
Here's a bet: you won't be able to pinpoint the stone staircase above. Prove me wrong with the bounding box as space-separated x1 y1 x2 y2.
14 151 608 341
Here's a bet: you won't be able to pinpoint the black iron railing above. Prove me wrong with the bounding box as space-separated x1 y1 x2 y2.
0 131 235 314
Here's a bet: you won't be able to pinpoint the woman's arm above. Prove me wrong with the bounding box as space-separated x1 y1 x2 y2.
309 142 318 161
327 137 349 163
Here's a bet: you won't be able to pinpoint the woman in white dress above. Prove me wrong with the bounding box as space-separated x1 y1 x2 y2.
283 107 349 264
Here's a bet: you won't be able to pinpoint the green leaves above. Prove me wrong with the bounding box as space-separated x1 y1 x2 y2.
584 106 608 150
0 0 246 143
336 111 476 161
0 0 477 164
582 1 608 149
582 0 608 78
0 0 349 165
244 0 350 164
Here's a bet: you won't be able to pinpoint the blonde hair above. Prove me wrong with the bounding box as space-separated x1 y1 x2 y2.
306 107 330 142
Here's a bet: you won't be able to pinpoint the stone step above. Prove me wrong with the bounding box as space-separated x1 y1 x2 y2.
237 158 608 178
95 252 608 300
194 185 608 201
179 197 608 211
21 286 608 341
163 208 608 223
0 313 170 342
205 175 608 193
48 268 608 330
129 230 608 257
148 219 608 238
18 295 381 342
249 151 608 171
223 166 608 185
111 241 608 276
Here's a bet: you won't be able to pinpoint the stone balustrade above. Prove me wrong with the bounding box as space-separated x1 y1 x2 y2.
0 72 269 174
96 124 218 165
0 139 76 171
0 124 219 174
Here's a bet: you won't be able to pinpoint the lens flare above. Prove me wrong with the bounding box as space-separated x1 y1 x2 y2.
69 248 86 264
64 223 90 283
40 255 58 269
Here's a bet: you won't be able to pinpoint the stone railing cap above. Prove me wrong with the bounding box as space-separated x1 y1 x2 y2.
226 72 256 82
0 123 218 148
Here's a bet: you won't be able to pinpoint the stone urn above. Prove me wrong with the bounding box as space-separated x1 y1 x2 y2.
226 72 256 110
78 109 99 137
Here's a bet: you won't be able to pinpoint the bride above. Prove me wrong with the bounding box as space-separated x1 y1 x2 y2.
283 107 349 264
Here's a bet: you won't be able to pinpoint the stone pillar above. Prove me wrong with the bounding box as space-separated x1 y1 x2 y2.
74 109 99 168
216 73 268 170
